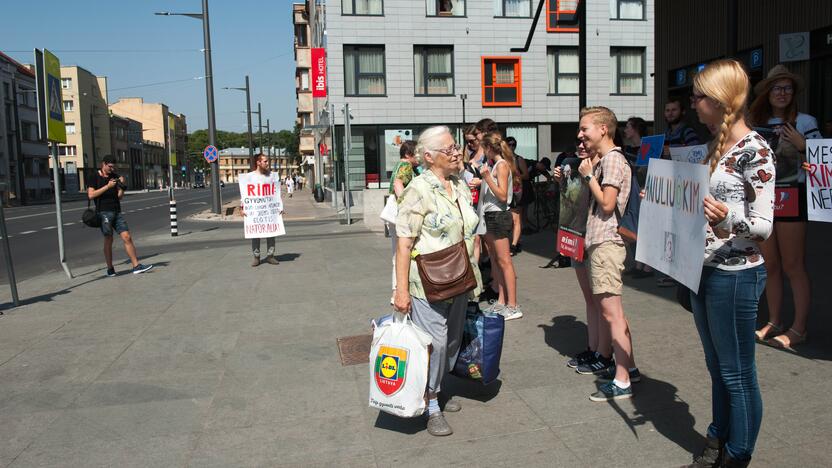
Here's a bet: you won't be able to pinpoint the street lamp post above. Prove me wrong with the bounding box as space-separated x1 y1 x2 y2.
155 0 221 214
224 76 254 163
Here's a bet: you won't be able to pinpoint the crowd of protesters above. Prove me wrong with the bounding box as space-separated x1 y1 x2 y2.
381 59 826 467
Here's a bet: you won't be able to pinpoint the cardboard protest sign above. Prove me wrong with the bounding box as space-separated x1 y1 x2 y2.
239 172 285 239
635 159 709 291
670 144 709 164
557 158 590 261
806 139 832 223
636 134 666 167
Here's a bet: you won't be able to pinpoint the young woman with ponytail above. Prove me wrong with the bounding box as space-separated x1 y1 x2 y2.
684 59 775 468
477 132 522 321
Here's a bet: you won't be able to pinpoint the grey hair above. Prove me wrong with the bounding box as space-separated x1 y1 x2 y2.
415 125 451 167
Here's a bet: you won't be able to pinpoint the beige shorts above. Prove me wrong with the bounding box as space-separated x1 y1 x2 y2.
587 241 626 296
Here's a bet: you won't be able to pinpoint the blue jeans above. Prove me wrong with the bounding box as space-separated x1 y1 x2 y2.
99 211 129 237
690 265 767 461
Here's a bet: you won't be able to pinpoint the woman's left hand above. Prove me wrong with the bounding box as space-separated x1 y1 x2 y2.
782 123 806 152
703 195 729 226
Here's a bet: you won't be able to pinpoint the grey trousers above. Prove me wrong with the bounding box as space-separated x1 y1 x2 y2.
410 294 468 394
252 237 275 257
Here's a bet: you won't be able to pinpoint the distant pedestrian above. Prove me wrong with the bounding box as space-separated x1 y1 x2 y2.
87 155 153 277
394 125 481 437
285 175 294 198
241 153 283 267
387 140 418 301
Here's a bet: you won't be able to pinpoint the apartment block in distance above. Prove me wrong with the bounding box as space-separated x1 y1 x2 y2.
320 0 654 214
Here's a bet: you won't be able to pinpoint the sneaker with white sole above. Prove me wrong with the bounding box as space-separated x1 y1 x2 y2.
589 381 633 402
575 354 614 375
597 367 642 383
483 302 506 314
567 349 595 369
132 263 153 274
501 305 523 321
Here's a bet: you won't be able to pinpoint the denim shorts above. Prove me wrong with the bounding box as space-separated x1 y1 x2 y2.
99 211 129 237
483 211 513 239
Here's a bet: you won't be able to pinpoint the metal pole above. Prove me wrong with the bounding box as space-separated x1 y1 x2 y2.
202 0 221 213
0 196 19 308
51 144 72 279
257 102 263 152
331 103 338 211
578 0 587 112
461 94 466 125
245 76 254 161
265 119 271 167
343 103 351 225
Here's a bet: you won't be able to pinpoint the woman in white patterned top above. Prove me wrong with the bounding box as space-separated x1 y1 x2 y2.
684 59 775 468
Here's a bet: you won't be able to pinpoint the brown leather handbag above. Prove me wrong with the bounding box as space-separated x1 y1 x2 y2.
414 200 477 303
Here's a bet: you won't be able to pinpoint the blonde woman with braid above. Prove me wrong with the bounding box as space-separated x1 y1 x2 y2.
683 60 775 468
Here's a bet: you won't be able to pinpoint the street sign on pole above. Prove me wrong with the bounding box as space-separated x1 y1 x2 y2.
203 145 218 164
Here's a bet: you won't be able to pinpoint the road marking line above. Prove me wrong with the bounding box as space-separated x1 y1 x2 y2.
43 226 57 230
64 222 75 226
19 230 37 235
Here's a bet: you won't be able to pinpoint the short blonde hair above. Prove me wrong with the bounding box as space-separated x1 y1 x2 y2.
579 106 618 134
415 125 451 167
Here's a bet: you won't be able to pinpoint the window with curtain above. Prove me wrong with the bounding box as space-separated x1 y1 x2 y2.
482 57 522 107
495 0 532 17
547 47 579 94
343 0 383 16
506 126 538 161
414 46 454 95
547 0 579 32
427 0 465 16
609 0 644 19
344 45 386 96
611 47 645 94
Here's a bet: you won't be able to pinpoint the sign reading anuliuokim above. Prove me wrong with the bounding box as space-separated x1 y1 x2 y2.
635 159 709 292
806 139 832 223
238 172 285 239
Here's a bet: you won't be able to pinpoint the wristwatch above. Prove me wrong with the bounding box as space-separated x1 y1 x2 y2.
583 174 593 183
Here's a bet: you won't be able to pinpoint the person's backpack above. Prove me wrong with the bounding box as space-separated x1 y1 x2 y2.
615 159 641 243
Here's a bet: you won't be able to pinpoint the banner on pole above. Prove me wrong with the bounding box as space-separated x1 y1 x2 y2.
635 159 709 291
806 139 832 223
636 134 666 167
556 158 589 261
239 172 285 238
311 48 327 98
168 114 176 165
669 144 709 164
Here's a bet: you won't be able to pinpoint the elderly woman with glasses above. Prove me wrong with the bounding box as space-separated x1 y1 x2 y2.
393 125 482 437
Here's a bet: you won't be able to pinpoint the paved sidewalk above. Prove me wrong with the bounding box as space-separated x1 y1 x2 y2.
0 191 830 467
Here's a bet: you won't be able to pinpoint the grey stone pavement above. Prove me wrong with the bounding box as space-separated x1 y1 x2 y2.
0 190 830 467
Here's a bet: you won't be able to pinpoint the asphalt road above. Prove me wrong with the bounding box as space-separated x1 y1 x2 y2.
0 185 240 283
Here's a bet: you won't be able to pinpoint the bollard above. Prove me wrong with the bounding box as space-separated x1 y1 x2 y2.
170 200 178 237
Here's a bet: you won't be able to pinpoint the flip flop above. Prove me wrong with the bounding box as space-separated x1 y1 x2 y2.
755 321 782 343
767 328 807 351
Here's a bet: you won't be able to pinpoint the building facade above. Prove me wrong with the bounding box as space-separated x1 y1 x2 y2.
319 0 654 201
655 1 832 139
218 147 296 183
0 51 50 204
109 114 133 187
56 65 111 192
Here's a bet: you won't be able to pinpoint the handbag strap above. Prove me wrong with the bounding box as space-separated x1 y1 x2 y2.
414 182 468 256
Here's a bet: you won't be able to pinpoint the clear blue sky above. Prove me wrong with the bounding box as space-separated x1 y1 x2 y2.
1 0 297 133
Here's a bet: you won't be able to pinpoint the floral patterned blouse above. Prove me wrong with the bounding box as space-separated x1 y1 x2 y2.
389 160 416 195
395 169 483 300
704 131 775 270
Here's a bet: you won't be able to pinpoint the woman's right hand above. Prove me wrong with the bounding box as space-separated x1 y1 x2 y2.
553 167 562 182
393 288 411 314
469 177 482 188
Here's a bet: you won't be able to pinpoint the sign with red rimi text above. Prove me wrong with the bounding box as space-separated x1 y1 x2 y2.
239 172 285 238
311 48 327 98
806 139 832 223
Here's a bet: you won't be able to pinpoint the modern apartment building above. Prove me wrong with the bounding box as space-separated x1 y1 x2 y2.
319 0 654 203
294 3 316 162
0 51 50 204
109 97 188 188
55 65 111 192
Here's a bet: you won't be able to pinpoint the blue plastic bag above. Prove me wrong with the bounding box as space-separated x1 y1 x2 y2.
452 302 505 385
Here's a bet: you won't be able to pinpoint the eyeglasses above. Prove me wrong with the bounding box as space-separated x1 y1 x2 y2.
433 144 462 157
771 85 794 95
690 93 708 104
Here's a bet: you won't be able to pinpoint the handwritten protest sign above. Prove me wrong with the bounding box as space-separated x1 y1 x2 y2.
557 158 590 261
239 172 285 239
636 134 666 167
806 139 832 223
635 159 709 291
669 144 709 164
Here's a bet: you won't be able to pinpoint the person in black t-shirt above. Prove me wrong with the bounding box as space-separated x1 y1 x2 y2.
87 155 153 277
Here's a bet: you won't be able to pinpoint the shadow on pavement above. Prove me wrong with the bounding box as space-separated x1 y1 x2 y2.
275 253 301 262
0 276 103 311
538 315 590 360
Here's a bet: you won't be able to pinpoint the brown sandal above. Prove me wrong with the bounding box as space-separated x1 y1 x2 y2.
755 322 782 343
767 328 807 351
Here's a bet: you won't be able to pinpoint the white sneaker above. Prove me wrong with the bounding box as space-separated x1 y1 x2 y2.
501 305 523 321
484 302 506 314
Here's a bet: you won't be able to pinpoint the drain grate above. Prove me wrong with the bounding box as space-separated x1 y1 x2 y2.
336 334 372 366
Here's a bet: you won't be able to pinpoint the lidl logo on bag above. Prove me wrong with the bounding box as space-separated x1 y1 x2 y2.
374 345 408 396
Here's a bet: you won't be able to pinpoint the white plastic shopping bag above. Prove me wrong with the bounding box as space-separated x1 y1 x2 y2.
368 312 432 417
379 195 398 224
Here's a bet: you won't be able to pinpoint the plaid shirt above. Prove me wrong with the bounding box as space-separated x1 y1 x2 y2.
584 149 631 248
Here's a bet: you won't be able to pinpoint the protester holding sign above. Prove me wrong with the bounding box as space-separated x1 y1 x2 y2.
240 154 284 267
684 59 775 468
748 64 822 350
575 107 639 402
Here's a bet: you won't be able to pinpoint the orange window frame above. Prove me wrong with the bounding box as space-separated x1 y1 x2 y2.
481 56 522 108
546 0 579 33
